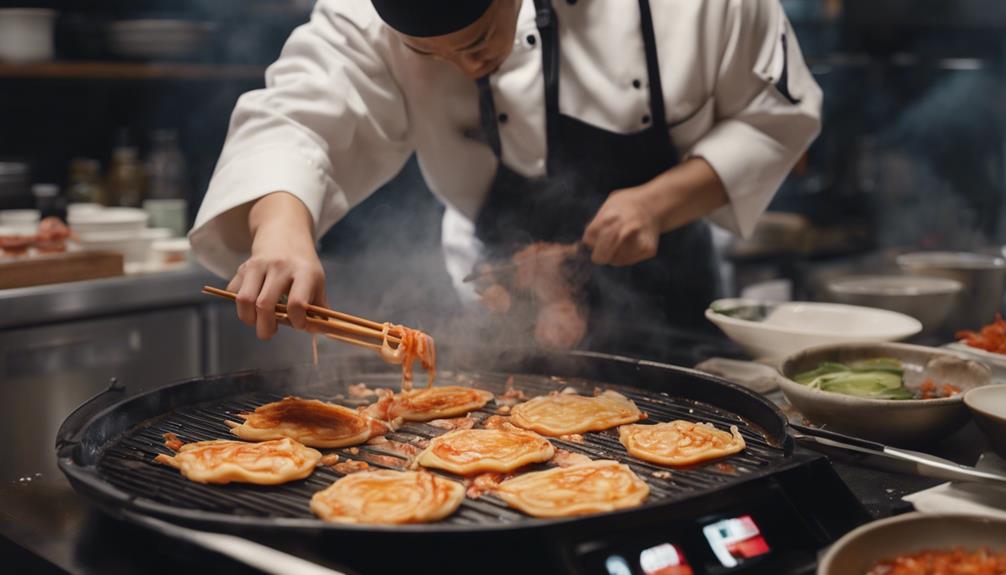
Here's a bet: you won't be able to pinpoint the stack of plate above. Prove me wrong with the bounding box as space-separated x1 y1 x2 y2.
107 20 215 60
69 207 169 265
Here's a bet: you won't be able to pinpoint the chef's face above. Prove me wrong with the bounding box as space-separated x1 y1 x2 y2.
400 0 521 79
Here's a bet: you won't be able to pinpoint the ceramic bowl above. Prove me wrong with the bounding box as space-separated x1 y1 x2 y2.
69 207 149 235
818 512 1006 575
0 9 56 64
824 275 962 336
897 251 1006 333
705 299 922 359
780 342 992 445
964 384 1006 459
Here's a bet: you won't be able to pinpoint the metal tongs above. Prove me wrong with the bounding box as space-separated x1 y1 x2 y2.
790 423 1006 488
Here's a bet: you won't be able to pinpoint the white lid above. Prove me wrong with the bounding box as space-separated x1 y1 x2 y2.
31 183 60 198
0 209 40 223
68 207 148 224
67 203 103 216
142 227 173 240
152 238 191 252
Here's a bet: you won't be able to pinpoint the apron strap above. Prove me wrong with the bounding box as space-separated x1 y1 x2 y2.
637 0 668 132
532 0 561 176
476 77 503 158
478 0 670 163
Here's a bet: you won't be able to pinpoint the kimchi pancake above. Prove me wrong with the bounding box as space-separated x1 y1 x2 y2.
153 435 321 485
494 460 649 518
227 397 391 448
416 427 555 475
309 470 464 524
510 390 641 436
387 386 494 422
618 420 746 466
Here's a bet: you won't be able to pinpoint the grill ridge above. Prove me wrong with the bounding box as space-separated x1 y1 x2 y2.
95 371 786 525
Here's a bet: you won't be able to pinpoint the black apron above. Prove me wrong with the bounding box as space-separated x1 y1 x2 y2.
473 0 720 360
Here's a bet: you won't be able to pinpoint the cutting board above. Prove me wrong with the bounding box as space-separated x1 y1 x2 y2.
0 251 124 290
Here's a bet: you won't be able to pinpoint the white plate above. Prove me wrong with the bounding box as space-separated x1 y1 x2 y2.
706 298 922 359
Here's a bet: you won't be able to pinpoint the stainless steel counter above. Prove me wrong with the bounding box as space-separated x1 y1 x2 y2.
0 266 219 330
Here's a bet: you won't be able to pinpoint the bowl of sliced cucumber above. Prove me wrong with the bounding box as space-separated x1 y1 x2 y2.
779 342 992 445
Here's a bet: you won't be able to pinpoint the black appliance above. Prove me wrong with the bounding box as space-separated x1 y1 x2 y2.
56 349 870 575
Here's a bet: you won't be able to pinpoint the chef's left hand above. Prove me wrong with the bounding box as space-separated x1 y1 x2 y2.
582 186 660 266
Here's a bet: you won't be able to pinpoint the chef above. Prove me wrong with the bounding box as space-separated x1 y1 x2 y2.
191 0 822 356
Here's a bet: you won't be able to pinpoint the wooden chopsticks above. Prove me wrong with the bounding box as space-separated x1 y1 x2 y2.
202 285 401 351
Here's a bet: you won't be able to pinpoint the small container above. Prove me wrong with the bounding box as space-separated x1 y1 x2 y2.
146 130 189 200
0 9 56 64
32 183 67 222
67 158 107 205
0 208 39 229
152 237 191 267
897 251 1006 333
106 147 148 208
0 161 32 210
143 198 187 237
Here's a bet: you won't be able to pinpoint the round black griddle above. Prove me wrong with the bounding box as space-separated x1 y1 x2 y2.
56 348 802 573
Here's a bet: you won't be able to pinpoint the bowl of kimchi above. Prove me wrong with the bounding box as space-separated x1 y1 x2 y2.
818 512 1006 575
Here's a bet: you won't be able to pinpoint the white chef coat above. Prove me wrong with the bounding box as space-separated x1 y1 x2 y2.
190 0 822 300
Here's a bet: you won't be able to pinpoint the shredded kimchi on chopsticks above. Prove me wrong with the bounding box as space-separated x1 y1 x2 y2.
380 323 436 391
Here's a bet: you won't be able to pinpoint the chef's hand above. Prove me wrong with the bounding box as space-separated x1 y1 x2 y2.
227 192 328 340
583 158 729 267
582 187 661 266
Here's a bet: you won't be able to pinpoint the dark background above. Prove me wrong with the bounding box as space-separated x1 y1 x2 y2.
1 0 1005 296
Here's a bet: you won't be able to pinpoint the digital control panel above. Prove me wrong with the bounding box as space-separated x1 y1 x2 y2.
593 514 772 575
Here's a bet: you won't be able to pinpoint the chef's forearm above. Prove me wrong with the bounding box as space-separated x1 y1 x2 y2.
248 192 316 250
638 157 729 234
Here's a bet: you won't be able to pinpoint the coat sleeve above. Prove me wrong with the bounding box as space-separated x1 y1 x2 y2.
689 0 822 238
189 0 412 277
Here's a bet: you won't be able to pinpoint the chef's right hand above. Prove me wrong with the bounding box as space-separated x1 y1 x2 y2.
226 192 328 340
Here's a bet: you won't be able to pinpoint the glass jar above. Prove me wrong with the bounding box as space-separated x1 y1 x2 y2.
67 158 107 205
106 147 147 208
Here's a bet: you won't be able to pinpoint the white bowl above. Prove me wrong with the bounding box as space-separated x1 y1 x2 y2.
142 227 173 241
69 207 149 235
818 512 1006 575
706 298 922 358
964 384 1006 459
67 203 103 217
824 275 962 335
77 230 153 264
0 209 40 226
0 9 56 64
152 238 191 267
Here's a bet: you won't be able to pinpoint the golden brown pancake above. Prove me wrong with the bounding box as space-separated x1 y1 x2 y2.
154 434 320 485
310 470 464 524
494 460 649 518
227 397 392 448
416 426 555 475
510 390 641 436
618 421 746 466
386 386 494 422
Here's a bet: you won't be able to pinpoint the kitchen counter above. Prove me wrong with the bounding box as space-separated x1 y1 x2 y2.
2 268 999 573
0 265 219 331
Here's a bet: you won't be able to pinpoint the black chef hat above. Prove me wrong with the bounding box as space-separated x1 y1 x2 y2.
371 0 494 37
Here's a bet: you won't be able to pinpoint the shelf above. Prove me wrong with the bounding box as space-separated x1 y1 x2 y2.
0 61 266 81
